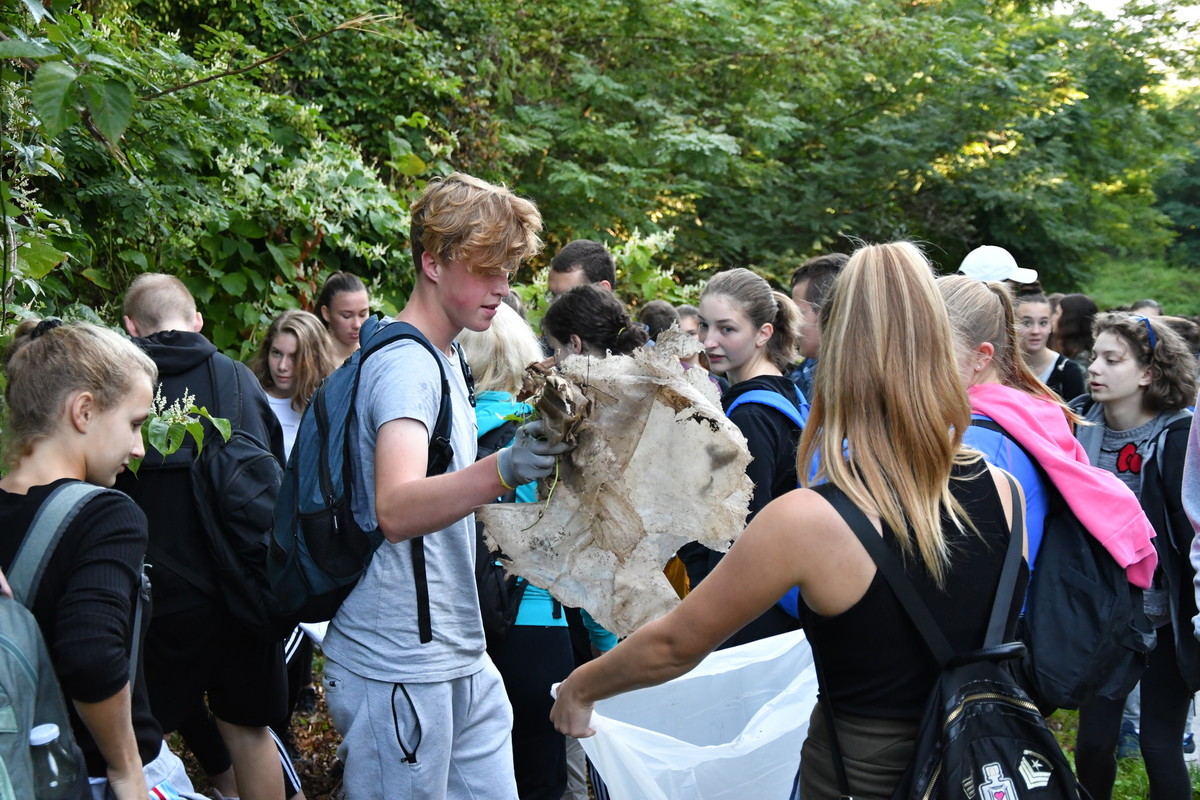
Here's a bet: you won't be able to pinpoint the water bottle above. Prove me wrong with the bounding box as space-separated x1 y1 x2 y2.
29 723 79 800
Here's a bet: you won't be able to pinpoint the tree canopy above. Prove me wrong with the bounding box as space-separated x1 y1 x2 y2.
3 0 1198 351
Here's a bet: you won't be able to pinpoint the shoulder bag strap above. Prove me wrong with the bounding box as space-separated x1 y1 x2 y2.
9 482 106 606
9 483 144 686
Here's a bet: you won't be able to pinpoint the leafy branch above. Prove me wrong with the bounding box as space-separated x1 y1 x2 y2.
140 14 400 101
128 385 230 475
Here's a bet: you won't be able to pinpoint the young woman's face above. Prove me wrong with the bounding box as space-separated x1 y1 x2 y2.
86 375 152 487
268 332 299 398
698 294 768 378
321 290 370 350
1018 301 1053 354
1087 331 1151 407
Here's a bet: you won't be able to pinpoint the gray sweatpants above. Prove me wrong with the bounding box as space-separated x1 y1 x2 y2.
323 658 517 800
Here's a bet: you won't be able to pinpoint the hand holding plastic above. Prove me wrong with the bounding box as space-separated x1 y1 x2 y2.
498 419 574 487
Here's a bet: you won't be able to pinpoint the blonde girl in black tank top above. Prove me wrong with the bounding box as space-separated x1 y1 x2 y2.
548 242 1026 800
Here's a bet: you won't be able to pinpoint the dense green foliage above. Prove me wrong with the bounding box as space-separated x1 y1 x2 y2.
3 0 1199 351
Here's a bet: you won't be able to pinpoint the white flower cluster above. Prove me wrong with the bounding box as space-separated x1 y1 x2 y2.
151 384 196 426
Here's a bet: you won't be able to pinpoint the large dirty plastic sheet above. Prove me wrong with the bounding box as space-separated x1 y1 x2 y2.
575 629 816 800
478 329 753 638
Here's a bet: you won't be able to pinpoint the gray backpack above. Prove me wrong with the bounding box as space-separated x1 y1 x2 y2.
2 482 135 800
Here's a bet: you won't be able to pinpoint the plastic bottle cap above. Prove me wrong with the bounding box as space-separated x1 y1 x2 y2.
29 723 60 747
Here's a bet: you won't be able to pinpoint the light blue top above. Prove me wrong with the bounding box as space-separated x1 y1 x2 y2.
964 413 1050 567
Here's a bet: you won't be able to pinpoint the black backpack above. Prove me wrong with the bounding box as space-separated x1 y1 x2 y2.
268 318 471 641
473 420 536 653
140 356 286 638
970 418 1154 712
812 477 1085 800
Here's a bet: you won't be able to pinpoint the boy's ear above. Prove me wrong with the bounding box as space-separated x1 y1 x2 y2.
123 316 141 337
420 251 441 283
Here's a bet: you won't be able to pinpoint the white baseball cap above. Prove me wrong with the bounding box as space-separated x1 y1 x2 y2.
958 245 1038 284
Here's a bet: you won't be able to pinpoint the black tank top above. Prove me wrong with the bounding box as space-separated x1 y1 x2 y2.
801 460 1027 720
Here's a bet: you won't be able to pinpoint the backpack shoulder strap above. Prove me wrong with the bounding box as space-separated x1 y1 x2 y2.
205 354 245 431
726 389 808 429
349 320 456 645
9 483 107 606
10 483 146 687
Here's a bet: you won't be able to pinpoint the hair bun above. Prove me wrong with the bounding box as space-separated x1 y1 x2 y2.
32 318 63 339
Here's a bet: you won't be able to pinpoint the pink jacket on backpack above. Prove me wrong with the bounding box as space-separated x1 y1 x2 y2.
968 383 1158 589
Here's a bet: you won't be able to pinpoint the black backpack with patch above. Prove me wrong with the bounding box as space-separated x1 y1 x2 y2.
812 477 1085 800
970 418 1154 712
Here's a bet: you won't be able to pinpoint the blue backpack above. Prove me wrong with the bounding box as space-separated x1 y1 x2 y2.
725 388 809 617
268 317 471 642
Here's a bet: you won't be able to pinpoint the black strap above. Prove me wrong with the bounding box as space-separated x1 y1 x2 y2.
810 472 1025 798
205 354 245 431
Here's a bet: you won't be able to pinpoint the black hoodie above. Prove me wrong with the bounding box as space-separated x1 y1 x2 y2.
114 330 283 616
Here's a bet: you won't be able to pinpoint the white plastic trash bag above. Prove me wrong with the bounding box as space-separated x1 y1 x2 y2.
577 629 816 800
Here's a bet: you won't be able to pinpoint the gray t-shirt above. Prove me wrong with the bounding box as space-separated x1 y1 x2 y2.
323 336 485 683
1096 415 1164 497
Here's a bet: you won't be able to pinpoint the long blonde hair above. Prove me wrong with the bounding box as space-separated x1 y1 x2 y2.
797 242 975 585
938 275 1079 426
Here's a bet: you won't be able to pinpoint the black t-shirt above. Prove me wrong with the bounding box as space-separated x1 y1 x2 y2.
0 480 163 775
802 462 1028 720
1047 353 1087 403
702 375 805 648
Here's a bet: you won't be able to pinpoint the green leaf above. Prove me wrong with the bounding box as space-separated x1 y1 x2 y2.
21 0 55 24
118 249 149 270
196 407 232 441
265 241 297 272
228 217 267 238
219 272 248 295
31 61 78 136
81 78 133 143
146 416 171 456
389 153 426 176
0 40 57 59
184 420 206 454
166 424 186 455
211 416 232 442
81 268 112 289
15 239 67 279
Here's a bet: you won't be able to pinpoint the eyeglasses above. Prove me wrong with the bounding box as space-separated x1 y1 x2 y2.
1132 315 1157 351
